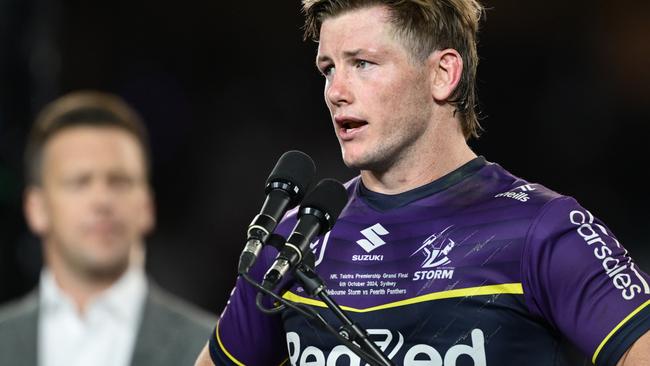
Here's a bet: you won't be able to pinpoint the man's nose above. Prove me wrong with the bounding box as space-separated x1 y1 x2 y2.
89 180 115 213
326 70 353 106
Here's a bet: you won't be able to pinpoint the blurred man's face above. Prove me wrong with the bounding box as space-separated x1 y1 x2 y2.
316 5 433 172
26 126 154 281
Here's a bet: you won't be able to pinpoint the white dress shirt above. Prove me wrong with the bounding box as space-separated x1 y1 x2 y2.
38 267 147 366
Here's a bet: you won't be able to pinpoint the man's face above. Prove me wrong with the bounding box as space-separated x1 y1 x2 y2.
26 126 154 280
317 5 434 172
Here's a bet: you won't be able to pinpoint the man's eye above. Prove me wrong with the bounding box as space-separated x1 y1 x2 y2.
355 60 370 69
110 175 135 189
64 176 90 189
321 65 334 77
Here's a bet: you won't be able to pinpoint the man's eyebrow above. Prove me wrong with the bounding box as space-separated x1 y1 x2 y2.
342 49 363 58
316 49 365 64
316 54 331 65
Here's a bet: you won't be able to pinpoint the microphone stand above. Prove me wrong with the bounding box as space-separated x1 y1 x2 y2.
294 263 395 366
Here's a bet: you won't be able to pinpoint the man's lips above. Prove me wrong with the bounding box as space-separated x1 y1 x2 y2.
85 221 122 236
335 116 368 140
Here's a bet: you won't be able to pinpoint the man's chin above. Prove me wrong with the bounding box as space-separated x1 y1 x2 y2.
74 256 130 283
342 152 391 173
341 150 369 170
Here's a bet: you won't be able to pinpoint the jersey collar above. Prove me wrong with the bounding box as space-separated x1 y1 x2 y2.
358 156 487 211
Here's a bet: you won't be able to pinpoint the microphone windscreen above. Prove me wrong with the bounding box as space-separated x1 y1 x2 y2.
300 178 348 230
266 150 316 202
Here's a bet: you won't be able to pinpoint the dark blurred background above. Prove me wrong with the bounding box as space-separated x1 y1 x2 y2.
1 0 649 314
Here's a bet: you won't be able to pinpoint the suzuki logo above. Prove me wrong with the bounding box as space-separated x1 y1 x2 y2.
356 223 389 253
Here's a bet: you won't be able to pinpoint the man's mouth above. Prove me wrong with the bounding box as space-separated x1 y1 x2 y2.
341 120 368 131
335 117 369 140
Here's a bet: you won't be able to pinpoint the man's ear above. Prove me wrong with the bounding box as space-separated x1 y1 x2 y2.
24 186 49 235
139 187 156 236
429 48 463 102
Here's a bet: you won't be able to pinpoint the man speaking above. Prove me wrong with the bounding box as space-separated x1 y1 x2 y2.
196 0 650 364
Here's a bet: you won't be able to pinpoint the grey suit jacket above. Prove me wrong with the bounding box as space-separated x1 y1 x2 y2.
0 283 217 366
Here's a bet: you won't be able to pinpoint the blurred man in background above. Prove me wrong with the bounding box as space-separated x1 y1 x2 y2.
0 90 216 366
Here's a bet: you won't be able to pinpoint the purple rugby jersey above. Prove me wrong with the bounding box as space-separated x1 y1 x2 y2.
209 157 650 366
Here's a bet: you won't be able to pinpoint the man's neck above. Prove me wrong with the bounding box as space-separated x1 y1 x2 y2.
360 117 477 195
46 253 125 315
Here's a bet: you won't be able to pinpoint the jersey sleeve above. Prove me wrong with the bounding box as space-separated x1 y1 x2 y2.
209 245 288 365
522 196 650 366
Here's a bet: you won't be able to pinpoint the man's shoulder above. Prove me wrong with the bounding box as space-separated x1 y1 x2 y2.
487 162 569 207
0 290 39 365
130 282 217 366
143 282 217 333
0 290 39 327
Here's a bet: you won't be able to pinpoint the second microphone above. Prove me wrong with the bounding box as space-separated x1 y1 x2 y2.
262 178 348 290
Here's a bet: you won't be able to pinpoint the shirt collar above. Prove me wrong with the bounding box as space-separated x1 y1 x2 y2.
40 269 73 312
40 266 147 324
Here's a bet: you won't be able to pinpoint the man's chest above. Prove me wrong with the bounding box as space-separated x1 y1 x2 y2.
278 216 570 365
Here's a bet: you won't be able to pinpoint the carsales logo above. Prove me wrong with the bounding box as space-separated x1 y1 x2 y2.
570 209 650 300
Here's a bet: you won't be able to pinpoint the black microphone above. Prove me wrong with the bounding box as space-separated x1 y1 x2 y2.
262 178 348 290
238 151 316 274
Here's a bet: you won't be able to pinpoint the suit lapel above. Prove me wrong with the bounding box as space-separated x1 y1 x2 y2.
20 298 39 366
1 291 39 366
129 285 175 366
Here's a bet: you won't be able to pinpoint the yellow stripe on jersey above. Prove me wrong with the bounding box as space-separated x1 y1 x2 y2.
592 299 650 364
282 283 523 313
215 318 245 366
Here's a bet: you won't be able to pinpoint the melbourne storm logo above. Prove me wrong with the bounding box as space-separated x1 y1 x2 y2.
411 226 456 268
411 226 456 281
